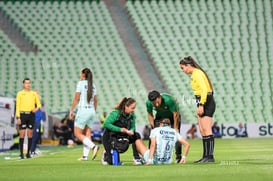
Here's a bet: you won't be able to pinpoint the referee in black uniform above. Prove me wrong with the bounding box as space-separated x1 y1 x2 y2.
16 78 41 159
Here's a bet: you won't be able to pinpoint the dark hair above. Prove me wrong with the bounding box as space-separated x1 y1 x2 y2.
81 68 93 103
148 90 160 101
114 97 136 111
179 56 213 91
23 78 30 83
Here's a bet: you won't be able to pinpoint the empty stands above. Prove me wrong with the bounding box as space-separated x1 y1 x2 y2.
0 0 272 124
0 0 147 122
126 0 273 123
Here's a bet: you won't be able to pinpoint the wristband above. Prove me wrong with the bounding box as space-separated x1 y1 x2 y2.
148 158 152 162
126 130 130 134
182 155 186 159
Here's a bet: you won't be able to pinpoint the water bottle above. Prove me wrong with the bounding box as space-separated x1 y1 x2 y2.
111 149 119 166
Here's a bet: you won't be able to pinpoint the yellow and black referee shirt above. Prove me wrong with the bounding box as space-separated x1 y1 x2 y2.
16 90 41 118
190 68 212 104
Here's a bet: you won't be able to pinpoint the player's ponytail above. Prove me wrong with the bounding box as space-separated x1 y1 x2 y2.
180 56 213 91
82 68 93 103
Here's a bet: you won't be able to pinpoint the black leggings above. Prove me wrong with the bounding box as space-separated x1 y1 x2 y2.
102 130 141 165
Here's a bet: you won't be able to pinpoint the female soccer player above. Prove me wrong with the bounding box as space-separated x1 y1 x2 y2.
70 68 99 161
135 118 190 165
179 56 216 163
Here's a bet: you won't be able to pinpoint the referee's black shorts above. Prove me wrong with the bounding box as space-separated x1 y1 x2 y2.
19 112 35 130
195 93 216 117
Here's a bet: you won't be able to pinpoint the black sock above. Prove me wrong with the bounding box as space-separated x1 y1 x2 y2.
19 138 24 156
208 135 214 159
202 138 206 158
27 138 32 155
175 141 182 160
132 143 140 159
202 136 211 158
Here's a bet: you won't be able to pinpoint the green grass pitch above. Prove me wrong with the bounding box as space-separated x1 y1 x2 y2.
0 138 272 181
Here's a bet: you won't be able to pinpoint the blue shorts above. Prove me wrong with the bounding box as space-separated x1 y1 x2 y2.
74 108 96 129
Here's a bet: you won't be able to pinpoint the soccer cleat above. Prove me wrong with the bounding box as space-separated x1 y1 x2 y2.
176 156 182 164
206 158 215 163
194 157 215 163
78 156 88 161
19 155 24 160
26 153 31 159
101 158 109 165
193 159 201 163
101 150 109 165
197 157 209 163
176 158 181 164
194 157 205 163
35 150 42 155
133 158 143 165
31 151 41 157
91 145 100 160
31 152 37 157
30 152 35 157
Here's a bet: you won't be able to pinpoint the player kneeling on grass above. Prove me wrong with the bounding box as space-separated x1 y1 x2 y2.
136 118 190 165
102 97 142 165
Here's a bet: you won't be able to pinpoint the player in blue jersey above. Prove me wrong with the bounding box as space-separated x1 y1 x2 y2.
136 119 190 165
70 68 99 161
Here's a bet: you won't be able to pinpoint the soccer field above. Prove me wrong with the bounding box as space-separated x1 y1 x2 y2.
0 138 272 181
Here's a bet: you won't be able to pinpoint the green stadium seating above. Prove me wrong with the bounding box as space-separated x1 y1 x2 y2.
125 0 273 123
1 0 272 124
0 0 147 121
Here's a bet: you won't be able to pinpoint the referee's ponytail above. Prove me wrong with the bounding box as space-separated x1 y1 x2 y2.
82 68 93 103
180 56 213 91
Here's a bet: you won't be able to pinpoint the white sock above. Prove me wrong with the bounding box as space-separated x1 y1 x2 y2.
83 145 90 157
82 137 95 150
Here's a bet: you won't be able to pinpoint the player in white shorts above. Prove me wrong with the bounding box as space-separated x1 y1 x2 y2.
136 118 190 165
70 68 99 161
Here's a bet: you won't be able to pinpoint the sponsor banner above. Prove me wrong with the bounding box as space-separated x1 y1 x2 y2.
181 123 273 138
136 122 273 139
